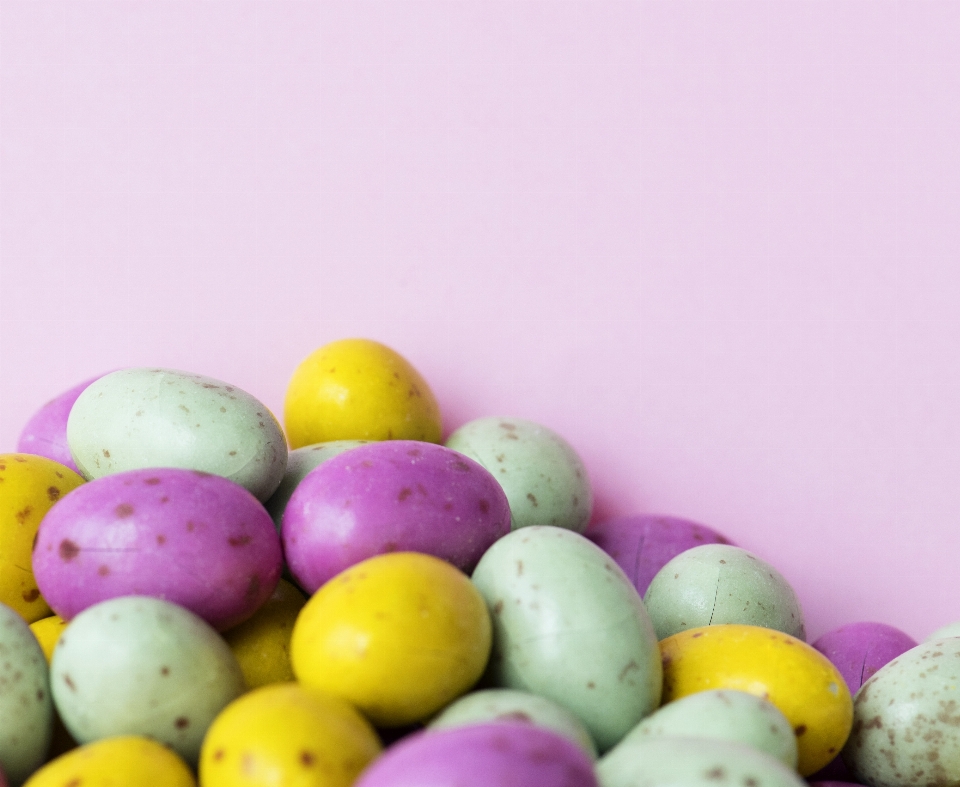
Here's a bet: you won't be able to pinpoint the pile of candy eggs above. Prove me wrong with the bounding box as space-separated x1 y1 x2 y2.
1 337 958 787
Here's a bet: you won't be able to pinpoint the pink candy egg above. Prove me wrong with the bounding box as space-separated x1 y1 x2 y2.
34 468 282 631
282 441 511 593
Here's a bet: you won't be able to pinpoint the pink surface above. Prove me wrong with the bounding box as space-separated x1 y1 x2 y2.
2 2 960 641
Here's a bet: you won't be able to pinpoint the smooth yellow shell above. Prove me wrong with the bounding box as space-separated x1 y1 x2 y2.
0 454 84 622
291 552 492 727
223 578 307 689
283 338 442 449
23 735 196 787
659 624 853 776
29 615 68 662
199 682 381 787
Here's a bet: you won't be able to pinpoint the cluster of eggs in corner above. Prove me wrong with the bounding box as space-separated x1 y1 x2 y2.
0 338 958 787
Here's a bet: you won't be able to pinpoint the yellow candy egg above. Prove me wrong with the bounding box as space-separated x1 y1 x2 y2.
199 682 381 787
223 578 307 689
659 624 853 776
29 614 68 663
291 552 492 727
283 338 442 449
23 734 195 787
0 454 84 622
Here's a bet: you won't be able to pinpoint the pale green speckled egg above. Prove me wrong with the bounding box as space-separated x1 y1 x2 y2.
50 596 246 765
597 737 807 787
445 417 592 532
612 689 798 769
0 603 52 785
643 544 805 641
471 526 660 752
67 368 287 501
924 621 960 642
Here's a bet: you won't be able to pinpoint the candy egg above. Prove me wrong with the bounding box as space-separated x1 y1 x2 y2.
445 417 592 532
660 624 853 776
353 723 598 787
471 526 662 752
199 682 381 787
812 622 917 693
586 513 733 596
66 368 287 501
284 339 442 448
0 454 85 623
28 615 67 663
427 688 598 759
843 637 960 787
17 376 103 474
33 468 282 631
291 552 491 727
643 544 806 641
0 603 52 785
50 596 246 764
282 441 510 593
924 620 960 641
23 735 195 787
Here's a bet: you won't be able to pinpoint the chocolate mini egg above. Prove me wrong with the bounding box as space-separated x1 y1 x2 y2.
0 603 52 785
924 621 960 641
51 596 245 764
812 622 917 693
644 544 805 641
67 368 287 501
33 468 282 631
17 376 103 474
282 441 510 593
29 615 68 663
843 637 960 787
471 526 661 752
446 417 592 532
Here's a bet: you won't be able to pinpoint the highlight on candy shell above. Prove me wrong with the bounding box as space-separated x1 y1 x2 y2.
659 624 854 776
283 338 442 448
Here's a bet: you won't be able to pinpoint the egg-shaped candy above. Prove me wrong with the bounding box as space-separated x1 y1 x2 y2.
284 339 442 449
843 637 960 787
0 454 85 623
427 688 597 759
17 376 103 474
0 603 53 785
613 689 798 768
587 513 733 596
51 596 245 764
66 368 287 501
813 622 917 694
33 468 282 631
445 417 592 532
598 737 807 787
282 441 510 593
23 735 195 787
644 544 805 641
200 682 382 787
264 441 368 530
354 723 597 787
471 526 662 752
291 552 491 727
660 624 853 776
29 615 68 663
924 620 960 641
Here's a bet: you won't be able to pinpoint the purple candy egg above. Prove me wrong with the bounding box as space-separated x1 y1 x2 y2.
353 723 597 787
812 621 918 693
282 441 511 593
587 514 733 596
34 468 282 631
17 375 103 473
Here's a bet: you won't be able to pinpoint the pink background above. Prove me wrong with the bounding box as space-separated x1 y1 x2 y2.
2 1 959 641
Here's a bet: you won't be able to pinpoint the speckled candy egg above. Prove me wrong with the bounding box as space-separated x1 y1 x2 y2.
17 376 103 474
67 368 287 501
445 417 592 532
612 689 798 768
843 637 960 787
282 441 510 593
0 603 52 785
644 544 806 641
34 468 282 631
598 737 807 787
51 596 245 764
924 621 960 641
427 688 597 759
353 723 597 787
813 622 917 694
471 526 661 752
587 514 733 596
